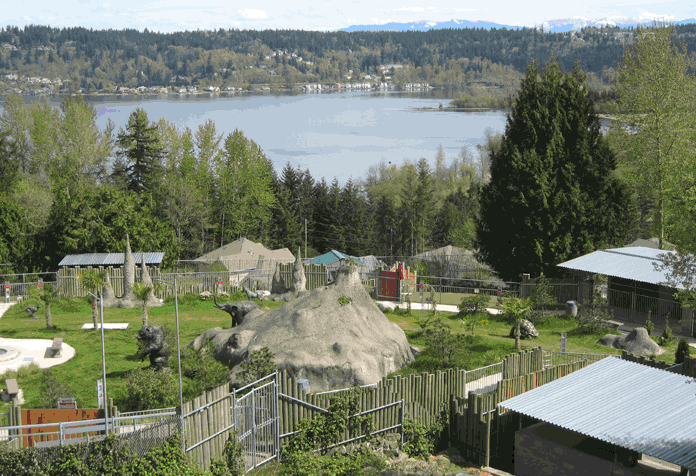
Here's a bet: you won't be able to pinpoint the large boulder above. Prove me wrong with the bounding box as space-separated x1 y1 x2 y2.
189 263 419 393
509 319 539 339
596 327 666 356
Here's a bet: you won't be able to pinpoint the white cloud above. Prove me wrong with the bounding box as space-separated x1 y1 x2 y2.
455 8 477 12
392 7 424 12
428 6 436 9
238 7 267 19
103 2 110 7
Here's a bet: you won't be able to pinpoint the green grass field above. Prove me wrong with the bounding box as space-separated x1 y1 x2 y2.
0 293 685 414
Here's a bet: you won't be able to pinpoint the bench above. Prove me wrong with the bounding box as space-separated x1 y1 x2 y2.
47 337 62 358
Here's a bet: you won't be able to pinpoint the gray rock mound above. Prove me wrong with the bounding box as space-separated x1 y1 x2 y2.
378 302 397 312
509 319 539 339
190 263 418 393
596 327 666 356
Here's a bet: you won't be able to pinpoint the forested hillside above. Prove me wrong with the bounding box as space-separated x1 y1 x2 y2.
2 23 695 104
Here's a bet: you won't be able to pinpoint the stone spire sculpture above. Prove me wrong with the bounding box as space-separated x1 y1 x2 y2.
291 247 306 293
140 254 162 307
120 234 136 305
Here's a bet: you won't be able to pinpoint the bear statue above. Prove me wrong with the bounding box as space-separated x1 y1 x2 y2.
136 325 170 371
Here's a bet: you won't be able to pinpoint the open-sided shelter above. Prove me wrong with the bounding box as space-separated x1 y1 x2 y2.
498 356 695 475
557 246 693 337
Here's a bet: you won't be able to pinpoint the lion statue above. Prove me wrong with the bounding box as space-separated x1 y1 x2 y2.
136 325 170 371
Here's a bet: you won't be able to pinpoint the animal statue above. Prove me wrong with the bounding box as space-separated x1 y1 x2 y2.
25 305 40 319
213 295 260 326
136 325 170 371
509 319 539 339
242 285 269 307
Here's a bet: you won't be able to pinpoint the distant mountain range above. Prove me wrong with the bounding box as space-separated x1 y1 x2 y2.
337 16 696 33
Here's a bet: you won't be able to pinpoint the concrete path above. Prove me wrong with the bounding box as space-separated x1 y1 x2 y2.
0 338 76 375
0 302 17 318
376 301 503 315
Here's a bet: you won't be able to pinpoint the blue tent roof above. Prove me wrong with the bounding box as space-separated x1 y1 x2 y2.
309 251 365 267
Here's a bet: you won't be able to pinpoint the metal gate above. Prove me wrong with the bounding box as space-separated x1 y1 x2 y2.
233 374 279 473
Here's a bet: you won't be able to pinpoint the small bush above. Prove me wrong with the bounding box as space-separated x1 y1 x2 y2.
181 339 231 400
645 312 655 336
40 369 74 409
675 338 691 364
238 347 276 390
116 367 179 412
659 319 676 346
458 294 490 316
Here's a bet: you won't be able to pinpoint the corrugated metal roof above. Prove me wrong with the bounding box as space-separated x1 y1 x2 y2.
59 252 164 267
557 246 681 288
498 356 696 469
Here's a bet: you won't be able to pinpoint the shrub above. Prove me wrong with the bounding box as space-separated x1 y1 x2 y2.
659 318 676 346
573 286 613 335
116 367 179 412
645 313 655 337
460 312 490 338
40 369 74 409
238 347 277 390
402 401 449 460
675 338 691 364
458 294 490 316
412 314 435 338
181 339 231 400
424 318 466 366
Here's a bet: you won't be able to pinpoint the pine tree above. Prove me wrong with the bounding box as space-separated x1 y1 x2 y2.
474 58 634 282
115 108 165 197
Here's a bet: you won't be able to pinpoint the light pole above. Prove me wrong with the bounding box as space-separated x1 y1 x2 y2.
153 276 184 452
86 290 108 435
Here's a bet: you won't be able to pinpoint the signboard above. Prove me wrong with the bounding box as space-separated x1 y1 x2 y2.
560 332 567 354
217 277 223 294
4 282 9 301
38 278 43 288
96 380 103 408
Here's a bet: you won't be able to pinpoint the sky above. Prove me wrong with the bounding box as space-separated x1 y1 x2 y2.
4 0 696 33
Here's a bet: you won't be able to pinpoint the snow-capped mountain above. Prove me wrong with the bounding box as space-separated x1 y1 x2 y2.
538 14 696 32
337 19 525 32
337 16 696 33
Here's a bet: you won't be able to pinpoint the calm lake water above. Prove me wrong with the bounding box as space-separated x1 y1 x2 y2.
2 90 612 185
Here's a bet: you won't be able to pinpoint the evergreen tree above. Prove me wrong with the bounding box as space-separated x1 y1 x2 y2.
474 58 634 282
398 163 418 256
114 108 165 197
311 177 332 253
372 192 398 257
414 158 435 255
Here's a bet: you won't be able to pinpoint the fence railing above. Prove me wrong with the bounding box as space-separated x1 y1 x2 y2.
542 351 615 369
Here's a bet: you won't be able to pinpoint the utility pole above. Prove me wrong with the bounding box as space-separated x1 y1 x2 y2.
305 218 307 259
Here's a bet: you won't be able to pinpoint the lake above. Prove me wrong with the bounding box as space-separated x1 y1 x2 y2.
2 90 613 185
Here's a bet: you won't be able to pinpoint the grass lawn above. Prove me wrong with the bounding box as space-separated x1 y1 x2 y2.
0 294 686 414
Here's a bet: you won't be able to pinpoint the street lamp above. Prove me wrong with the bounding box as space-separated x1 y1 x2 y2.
86 290 108 435
152 276 184 452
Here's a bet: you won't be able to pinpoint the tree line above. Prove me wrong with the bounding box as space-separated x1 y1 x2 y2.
0 24 691 285
0 90 499 273
3 22 695 100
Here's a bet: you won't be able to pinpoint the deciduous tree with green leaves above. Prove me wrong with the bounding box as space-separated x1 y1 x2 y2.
474 58 634 282
609 24 696 251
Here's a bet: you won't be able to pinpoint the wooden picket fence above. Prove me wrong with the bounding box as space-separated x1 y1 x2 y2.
57 266 162 298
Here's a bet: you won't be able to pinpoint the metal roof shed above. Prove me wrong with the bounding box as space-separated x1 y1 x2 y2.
557 247 692 333
59 252 165 267
498 356 696 471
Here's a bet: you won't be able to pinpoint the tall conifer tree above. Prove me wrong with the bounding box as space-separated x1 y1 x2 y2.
475 58 634 282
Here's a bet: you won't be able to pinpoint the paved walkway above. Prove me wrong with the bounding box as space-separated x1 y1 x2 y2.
376 301 503 315
0 302 17 318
